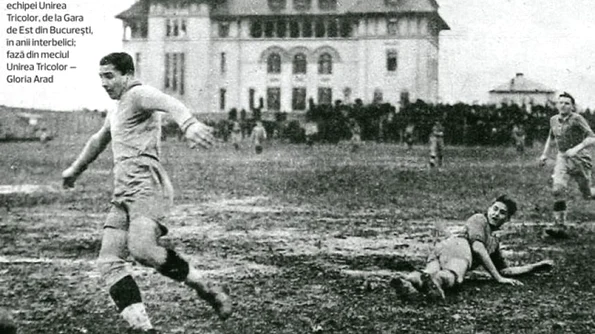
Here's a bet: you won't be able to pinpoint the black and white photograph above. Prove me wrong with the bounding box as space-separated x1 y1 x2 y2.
1 0 595 333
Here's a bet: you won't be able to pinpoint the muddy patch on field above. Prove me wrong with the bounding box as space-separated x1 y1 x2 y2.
166 201 471 274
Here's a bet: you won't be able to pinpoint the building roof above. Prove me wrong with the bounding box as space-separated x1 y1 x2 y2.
116 0 149 20
117 0 449 30
348 0 436 13
489 73 555 93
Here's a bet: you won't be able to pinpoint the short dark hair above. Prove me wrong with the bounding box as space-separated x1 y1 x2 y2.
559 92 575 105
100 52 134 75
494 195 517 217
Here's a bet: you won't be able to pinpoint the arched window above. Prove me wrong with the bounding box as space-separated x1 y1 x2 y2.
268 0 287 11
267 53 281 74
294 0 311 11
250 20 263 38
318 53 332 74
293 53 307 74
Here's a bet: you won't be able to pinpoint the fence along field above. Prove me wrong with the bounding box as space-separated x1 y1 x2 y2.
2 109 595 333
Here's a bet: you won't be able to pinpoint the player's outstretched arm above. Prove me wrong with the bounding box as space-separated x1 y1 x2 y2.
62 125 111 188
471 241 523 286
181 119 215 149
500 259 554 277
136 87 214 149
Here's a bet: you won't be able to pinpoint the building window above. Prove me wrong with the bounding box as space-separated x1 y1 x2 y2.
267 87 281 111
400 91 410 106
166 18 187 38
264 21 275 38
303 19 313 37
290 21 300 38
293 53 307 74
328 19 338 37
250 20 263 37
165 54 170 88
220 88 226 110
292 88 307 110
220 52 227 74
268 0 286 11
318 53 332 74
172 53 178 91
294 0 311 11
318 87 333 105
387 50 397 72
164 52 185 95
219 21 230 37
276 19 287 37
340 19 353 38
135 52 141 77
267 53 282 74
249 88 256 110
343 87 352 103
315 20 326 37
387 18 398 35
126 20 148 39
373 89 383 104
319 0 337 10
140 21 148 38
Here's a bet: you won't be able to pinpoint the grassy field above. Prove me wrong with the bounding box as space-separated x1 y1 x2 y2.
2 138 595 333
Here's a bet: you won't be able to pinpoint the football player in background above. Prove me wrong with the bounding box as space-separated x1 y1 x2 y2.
539 92 595 239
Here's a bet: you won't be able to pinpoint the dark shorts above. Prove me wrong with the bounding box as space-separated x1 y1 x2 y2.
255 145 263 154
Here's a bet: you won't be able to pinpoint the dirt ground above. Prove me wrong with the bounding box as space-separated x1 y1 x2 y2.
2 139 595 333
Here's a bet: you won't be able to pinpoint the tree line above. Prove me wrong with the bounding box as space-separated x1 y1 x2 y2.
170 99 595 146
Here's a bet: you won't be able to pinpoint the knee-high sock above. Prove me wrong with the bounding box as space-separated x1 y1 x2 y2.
109 275 153 330
553 200 567 225
157 249 190 282
99 258 152 330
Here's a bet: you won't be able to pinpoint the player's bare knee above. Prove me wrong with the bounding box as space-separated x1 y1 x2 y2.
127 217 162 265
127 238 159 267
97 257 128 286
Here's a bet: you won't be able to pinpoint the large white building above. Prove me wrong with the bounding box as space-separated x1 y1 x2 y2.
489 73 556 108
117 0 449 114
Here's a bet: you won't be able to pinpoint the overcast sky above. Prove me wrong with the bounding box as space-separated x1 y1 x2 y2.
439 0 595 108
1 0 594 111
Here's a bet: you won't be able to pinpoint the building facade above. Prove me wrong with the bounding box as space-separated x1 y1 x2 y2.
489 73 556 108
117 0 449 114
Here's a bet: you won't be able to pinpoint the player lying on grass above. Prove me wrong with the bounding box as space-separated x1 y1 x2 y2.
391 195 554 300
62 52 230 333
